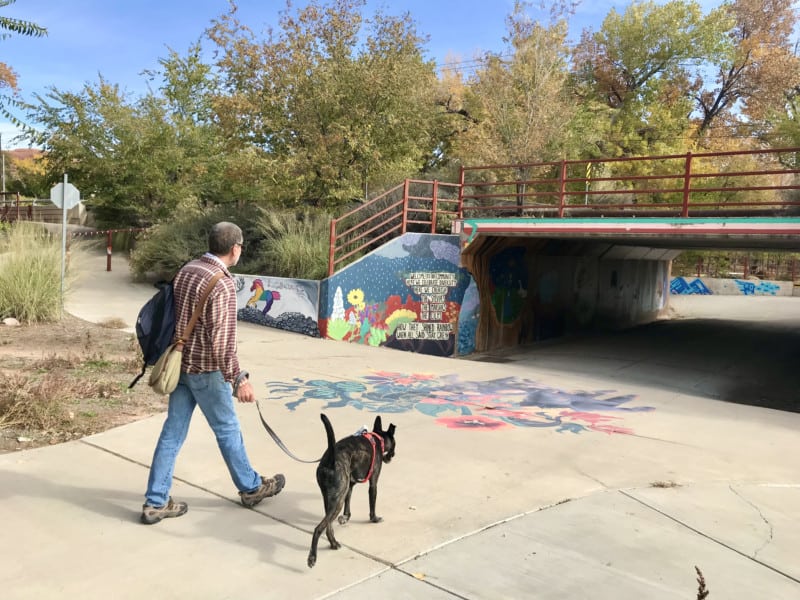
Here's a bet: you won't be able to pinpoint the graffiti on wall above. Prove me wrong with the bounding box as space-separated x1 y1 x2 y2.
670 277 712 295
671 277 784 296
489 246 528 324
235 275 320 337
734 279 780 295
266 371 654 435
320 234 474 356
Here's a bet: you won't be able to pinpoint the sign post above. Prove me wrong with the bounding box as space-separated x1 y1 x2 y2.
50 176 80 317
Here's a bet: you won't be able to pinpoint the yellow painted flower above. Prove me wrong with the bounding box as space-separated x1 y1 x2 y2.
347 288 365 310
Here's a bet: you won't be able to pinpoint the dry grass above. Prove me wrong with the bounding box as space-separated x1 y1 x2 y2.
0 314 165 452
695 566 709 599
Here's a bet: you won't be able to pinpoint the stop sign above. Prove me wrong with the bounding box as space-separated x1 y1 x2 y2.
50 182 80 209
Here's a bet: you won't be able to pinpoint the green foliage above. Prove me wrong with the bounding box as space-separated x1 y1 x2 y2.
129 204 268 280
208 0 449 208
9 0 800 230
0 0 46 39
0 0 47 125
257 209 332 279
573 0 731 156
0 222 82 323
454 5 578 167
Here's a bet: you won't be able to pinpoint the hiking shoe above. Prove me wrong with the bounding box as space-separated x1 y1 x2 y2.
240 474 285 507
140 497 188 525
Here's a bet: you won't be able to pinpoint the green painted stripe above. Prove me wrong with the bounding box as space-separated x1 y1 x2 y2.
462 217 800 225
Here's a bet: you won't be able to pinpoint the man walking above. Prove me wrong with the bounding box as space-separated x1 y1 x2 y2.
141 221 284 524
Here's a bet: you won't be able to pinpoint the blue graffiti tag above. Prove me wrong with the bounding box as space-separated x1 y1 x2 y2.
670 277 712 295
734 279 780 296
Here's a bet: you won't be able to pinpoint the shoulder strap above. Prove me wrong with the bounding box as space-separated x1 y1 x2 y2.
175 271 225 346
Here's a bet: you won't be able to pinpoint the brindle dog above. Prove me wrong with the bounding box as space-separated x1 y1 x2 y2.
307 413 396 568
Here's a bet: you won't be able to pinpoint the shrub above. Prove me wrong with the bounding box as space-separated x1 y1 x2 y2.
0 222 85 323
129 204 268 280
258 209 331 280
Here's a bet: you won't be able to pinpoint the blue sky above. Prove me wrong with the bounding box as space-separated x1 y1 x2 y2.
1 0 715 148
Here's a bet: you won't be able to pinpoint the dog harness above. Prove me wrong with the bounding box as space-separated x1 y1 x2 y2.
356 431 385 483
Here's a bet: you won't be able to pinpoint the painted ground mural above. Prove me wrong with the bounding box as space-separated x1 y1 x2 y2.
266 371 654 435
319 234 475 357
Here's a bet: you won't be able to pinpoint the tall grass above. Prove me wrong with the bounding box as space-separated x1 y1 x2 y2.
0 223 84 323
258 210 331 280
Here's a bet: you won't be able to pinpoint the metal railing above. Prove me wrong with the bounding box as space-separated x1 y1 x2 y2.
0 192 33 222
328 179 460 275
458 147 800 218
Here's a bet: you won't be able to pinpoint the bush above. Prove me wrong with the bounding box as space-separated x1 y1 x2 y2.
0 222 84 323
129 205 332 281
258 209 331 280
129 204 268 281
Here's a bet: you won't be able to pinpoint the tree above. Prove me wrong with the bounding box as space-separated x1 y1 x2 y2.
573 0 731 156
26 73 218 226
453 3 578 167
207 0 449 207
695 0 800 139
0 0 46 124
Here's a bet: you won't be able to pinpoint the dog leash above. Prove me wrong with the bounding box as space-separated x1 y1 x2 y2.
255 400 320 464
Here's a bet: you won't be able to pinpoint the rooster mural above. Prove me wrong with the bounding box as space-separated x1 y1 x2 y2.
246 279 281 315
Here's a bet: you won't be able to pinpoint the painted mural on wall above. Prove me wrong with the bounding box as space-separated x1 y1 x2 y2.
489 246 528 324
457 279 479 356
235 274 321 337
319 233 474 357
266 371 654 435
733 279 780 295
670 277 712 295
671 277 785 296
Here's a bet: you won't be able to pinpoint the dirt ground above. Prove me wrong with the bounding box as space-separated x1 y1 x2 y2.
0 314 166 454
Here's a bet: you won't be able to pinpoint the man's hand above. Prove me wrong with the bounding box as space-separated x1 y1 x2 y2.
235 379 255 403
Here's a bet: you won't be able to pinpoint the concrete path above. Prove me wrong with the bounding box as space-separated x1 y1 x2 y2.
2 251 799 599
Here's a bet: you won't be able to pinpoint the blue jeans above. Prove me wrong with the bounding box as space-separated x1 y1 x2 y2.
144 371 261 507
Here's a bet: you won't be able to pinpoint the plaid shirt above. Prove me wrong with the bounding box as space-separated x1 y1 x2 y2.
173 254 242 384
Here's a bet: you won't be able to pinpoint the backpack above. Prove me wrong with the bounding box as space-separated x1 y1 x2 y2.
129 281 176 388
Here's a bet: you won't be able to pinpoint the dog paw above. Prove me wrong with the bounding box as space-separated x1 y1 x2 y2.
369 515 383 523
331 541 341 550
337 515 350 525
307 554 316 568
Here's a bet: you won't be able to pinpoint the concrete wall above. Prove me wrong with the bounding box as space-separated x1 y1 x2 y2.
231 233 672 357
468 240 672 352
670 276 794 296
318 233 474 357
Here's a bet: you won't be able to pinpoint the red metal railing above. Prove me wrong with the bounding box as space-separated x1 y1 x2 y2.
328 179 460 275
458 147 800 219
0 192 33 222
328 147 800 275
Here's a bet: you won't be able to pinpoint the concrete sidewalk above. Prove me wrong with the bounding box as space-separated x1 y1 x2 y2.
2 252 799 599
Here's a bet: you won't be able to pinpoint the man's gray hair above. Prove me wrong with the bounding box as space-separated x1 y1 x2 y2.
209 222 244 255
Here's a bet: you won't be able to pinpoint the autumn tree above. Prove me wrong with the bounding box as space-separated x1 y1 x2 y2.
207 0 449 207
573 0 731 157
454 3 577 167
695 0 800 141
0 0 46 124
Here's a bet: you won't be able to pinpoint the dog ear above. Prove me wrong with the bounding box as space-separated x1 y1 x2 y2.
373 415 383 432
388 423 395 436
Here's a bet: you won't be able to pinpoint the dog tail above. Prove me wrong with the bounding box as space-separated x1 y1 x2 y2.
320 413 336 467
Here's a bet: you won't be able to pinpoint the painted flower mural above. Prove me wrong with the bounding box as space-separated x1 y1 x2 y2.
266 372 654 435
320 233 474 357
